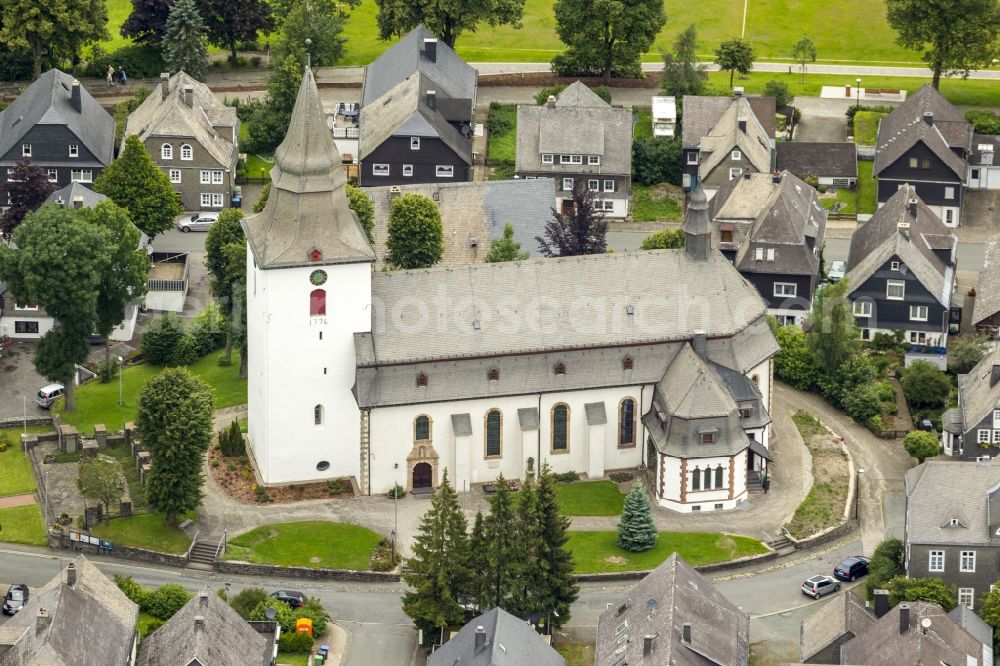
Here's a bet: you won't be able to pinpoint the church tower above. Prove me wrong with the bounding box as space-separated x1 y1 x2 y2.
683 184 712 261
243 67 375 484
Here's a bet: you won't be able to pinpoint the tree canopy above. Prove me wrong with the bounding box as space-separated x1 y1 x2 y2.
122 0 173 44
386 193 444 269
885 576 957 611
276 0 345 67
806 279 861 374
485 223 529 263
0 159 56 237
791 35 817 83
714 38 755 89
640 227 684 250
536 183 608 257
948 333 991 374
901 360 951 406
660 24 707 96
200 0 274 64
0 0 108 79
374 0 525 48
94 135 182 239
204 208 245 364
162 0 209 81
903 430 941 464
345 184 375 244
246 55 302 153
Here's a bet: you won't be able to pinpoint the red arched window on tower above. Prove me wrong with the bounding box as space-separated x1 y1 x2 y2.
310 289 326 316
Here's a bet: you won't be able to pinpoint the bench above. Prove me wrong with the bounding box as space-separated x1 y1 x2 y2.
178 519 193 530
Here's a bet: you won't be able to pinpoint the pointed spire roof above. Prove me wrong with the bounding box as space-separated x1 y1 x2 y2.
683 185 711 235
244 67 375 269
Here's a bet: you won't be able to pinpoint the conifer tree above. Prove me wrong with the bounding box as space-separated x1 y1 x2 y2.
535 464 579 629
162 0 209 82
468 510 487 612
478 475 523 611
617 484 658 552
402 470 472 641
508 474 543 618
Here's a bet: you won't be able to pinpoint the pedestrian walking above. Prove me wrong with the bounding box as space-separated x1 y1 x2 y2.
118 67 128 86
106 65 115 87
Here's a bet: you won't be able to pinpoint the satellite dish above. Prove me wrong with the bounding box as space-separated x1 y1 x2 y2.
899 263 908 274
265 607 277 620
461 124 472 137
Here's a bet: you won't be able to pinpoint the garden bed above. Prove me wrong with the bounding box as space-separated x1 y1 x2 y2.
566 530 767 574
208 445 353 504
784 411 850 539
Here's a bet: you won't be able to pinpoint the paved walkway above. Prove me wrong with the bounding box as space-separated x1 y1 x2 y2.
0 493 37 509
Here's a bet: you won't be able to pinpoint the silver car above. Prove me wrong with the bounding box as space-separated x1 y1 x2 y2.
827 260 847 282
801 575 840 599
177 212 220 232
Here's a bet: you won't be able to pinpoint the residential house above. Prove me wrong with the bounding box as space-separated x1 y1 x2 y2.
903 460 1000 610
775 142 857 188
873 83 971 227
719 171 827 325
681 90 776 196
0 69 114 191
359 26 475 186
971 235 1000 337
0 556 138 666
942 344 1000 458
365 179 553 265
844 185 956 348
595 552 749 666
0 184 145 341
968 133 1000 190
515 81 632 218
427 607 564 666
797 588 993 664
137 587 277 666
124 72 240 211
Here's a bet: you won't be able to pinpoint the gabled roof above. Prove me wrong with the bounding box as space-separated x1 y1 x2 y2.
698 97 774 178
427 607 564 666
775 141 857 178
243 67 375 269
361 24 476 107
359 72 472 163
874 84 970 179
364 178 552 264
595 553 749 666
731 171 826 277
124 71 238 168
844 185 955 305
972 234 1000 327
905 460 1000 546
800 590 877 662
552 80 608 108
682 95 775 149
137 588 274 666
655 344 737 419
0 69 114 166
957 344 1000 437
45 182 108 208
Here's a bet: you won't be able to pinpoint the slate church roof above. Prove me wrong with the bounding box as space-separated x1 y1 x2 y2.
427 607 564 666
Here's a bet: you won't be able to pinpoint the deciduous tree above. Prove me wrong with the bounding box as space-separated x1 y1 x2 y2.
865 538 904 598
660 24 707 97
948 333 991 375
94 135 181 239
885 576 957 611
617 484 657 552
162 0 209 81
374 0 525 48
136 366 214 525
552 0 666 83
485 223 529 263
977 585 1000 651
901 360 952 406
632 137 683 186
764 79 792 108
246 55 301 153
886 0 1000 89
200 0 274 65
0 159 56 237
806 279 860 374
640 227 684 250
345 183 374 244
536 183 608 257
122 0 173 45
386 193 444 269
0 0 108 79
791 35 817 83
222 241 248 378
714 38 755 89
903 430 941 463
276 0 345 67
79 460 126 521
204 208 245 364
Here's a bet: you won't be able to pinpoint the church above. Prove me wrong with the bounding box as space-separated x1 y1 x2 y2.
243 69 779 512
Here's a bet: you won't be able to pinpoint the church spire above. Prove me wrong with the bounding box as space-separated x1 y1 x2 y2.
683 184 712 262
243 67 375 269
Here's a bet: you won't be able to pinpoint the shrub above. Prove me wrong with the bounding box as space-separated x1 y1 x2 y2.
874 381 895 404
83 44 166 78
609 471 634 483
219 420 245 457
554 471 579 483
97 361 116 383
114 575 148 607
326 478 353 495
865 538 904 598
901 360 951 407
144 583 191 620
253 484 273 502
171 332 200 366
141 313 186 366
294 597 329 635
387 484 406 499
369 537 400 571
278 631 314 653
229 587 268 619
948 333 991 375
965 109 1000 135
632 136 682 186
845 104 895 123
869 352 896 375
869 330 905 351
772 323 821 391
189 304 228 356
211 459 220 467
842 381 883 427
250 599 296 632
143 618 165 635
487 102 513 134
250 56 262 68
903 430 941 463
640 228 684 250
763 79 792 108
534 85 567 105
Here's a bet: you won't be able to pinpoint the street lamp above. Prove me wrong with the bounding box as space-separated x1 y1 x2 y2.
116 356 124 407
855 78 862 112
855 468 865 520
223 582 231 601
392 462 399 560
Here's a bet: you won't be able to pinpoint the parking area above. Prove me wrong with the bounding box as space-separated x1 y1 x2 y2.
0 340 48 421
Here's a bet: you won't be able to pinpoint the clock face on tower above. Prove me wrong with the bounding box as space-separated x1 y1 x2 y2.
310 269 328 286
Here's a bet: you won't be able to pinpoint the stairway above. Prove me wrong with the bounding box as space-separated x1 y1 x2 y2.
187 540 218 570
770 534 795 556
747 470 764 493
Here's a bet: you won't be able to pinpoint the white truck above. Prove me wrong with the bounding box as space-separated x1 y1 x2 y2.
651 96 677 137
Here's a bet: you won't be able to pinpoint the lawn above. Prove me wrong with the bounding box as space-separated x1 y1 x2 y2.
55 352 247 435
631 184 682 222
136 612 161 638
566 531 767 573
0 505 48 546
487 104 517 165
245 153 275 181
556 642 596 666
857 160 877 214
89 512 194 553
0 431 37 497
821 187 857 216
853 111 888 145
226 521 383 570
276 653 311 666
555 481 625 516
633 107 652 141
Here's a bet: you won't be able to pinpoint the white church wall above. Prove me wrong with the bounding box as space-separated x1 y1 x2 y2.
657 450 749 513
748 358 772 415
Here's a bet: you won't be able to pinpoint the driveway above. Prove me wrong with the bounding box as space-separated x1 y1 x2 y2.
0 340 48 421
793 116 848 142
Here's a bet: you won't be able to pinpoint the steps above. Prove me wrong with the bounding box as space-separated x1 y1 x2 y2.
187 540 219 569
747 478 764 493
770 534 795 556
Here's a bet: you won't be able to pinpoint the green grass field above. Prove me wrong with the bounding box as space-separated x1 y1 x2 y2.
89 512 194 553
631 184 682 222
633 107 652 141
226 521 383 570
555 481 625 516
0 505 48 546
276 653 311 666
0 432 38 497
857 160 877 214
567 530 767 573
55 352 247 435
487 104 517 164
821 187 857 216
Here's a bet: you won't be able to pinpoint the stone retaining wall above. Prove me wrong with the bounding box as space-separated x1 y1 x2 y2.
48 530 189 568
216 559 400 583
478 72 655 88
573 548 782 582
0 416 53 429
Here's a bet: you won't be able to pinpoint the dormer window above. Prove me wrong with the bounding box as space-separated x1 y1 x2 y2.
416 373 428 388
700 432 715 444
623 356 633 371
309 249 323 262
542 154 554 164
554 362 565 376
487 368 499 382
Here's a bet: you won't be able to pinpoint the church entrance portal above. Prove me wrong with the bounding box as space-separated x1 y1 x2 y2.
412 462 432 489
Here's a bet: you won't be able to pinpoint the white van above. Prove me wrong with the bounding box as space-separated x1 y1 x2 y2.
36 384 64 409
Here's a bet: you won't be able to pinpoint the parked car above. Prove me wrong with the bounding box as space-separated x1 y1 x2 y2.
827 260 847 282
833 556 871 582
918 419 935 432
3 584 29 615
177 212 220 232
270 590 307 609
801 575 840 599
36 383 65 409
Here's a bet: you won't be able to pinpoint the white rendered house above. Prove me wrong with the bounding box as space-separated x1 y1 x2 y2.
244 69 778 512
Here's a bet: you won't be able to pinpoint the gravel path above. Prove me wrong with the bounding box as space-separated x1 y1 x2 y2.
0 493 37 509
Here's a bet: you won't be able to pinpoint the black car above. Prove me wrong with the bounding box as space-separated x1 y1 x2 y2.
833 556 871 582
270 590 306 609
3 584 29 615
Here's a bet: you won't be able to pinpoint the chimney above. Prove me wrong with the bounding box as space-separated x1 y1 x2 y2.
423 38 438 62
198 590 209 608
899 603 911 634
681 623 692 644
160 73 170 100
742 167 751 179
692 331 707 359
71 196 83 209
389 185 401 200
65 562 77 587
907 197 918 218
990 363 1000 388
182 85 193 108
873 589 890 618
547 95 557 109
643 635 656 656
70 80 81 113
474 625 487 654
738 116 747 133
772 170 782 184
194 615 205 630
922 111 934 126
35 608 51 636
733 86 744 97
426 89 437 110
897 221 911 239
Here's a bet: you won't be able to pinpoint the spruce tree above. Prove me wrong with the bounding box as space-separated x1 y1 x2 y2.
617 484 658 552
536 464 579 629
468 511 487 612
508 474 543 618
479 475 523 611
162 0 209 82
402 470 472 641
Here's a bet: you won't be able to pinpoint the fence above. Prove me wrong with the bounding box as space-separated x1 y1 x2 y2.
147 253 189 293
331 127 359 139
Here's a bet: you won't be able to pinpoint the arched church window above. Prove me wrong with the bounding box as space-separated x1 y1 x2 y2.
416 373 428 388
715 465 724 489
487 368 499 381
485 409 502 457
310 289 326 316
314 404 323 425
551 404 569 451
414 415 430 441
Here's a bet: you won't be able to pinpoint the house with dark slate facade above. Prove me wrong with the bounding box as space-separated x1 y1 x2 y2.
0 69 114 191
844 185 956 348
874 84 971 227
427 607 564 666
904 460 1000 612
942 345 1000 459
358 26 475 186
